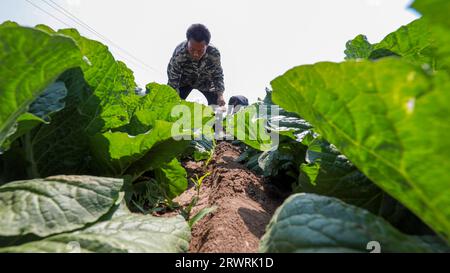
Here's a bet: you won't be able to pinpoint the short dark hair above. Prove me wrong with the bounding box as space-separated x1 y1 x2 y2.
186 24 211 44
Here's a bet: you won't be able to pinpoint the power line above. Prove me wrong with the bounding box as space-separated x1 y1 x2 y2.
25 0 164 77
40 0 159 75
43 0 162 76
26 0 137 68
25 0 72 28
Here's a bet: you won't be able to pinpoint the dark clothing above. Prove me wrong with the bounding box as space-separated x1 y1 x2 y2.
178 86 219 106
167 41 225 95
227 95 250 114
228 96 249 107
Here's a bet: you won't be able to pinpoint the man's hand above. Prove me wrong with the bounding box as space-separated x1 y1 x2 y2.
217 92 226 106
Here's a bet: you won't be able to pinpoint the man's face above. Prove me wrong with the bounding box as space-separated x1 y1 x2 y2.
187 40 208 61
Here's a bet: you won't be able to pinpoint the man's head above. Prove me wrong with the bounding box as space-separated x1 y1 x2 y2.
186 24 211 61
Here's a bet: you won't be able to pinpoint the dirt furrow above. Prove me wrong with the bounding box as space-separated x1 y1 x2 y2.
176 142 282 253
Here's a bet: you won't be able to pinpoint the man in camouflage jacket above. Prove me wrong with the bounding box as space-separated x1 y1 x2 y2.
167 24 226 106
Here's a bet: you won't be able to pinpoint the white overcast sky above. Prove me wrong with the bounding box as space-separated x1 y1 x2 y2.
1 0 419 104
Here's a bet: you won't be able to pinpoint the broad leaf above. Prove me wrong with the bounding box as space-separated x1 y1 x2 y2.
258 140 307 179
0 176 123 237
4 26 138 178
225 104 274 151
154 159 188 199
28 81 68 121
1 81 68 152
0 214 190 253
0 113 47 153
296 138 382 212
0 21 19 28
344 35 374 60
0 25 81 147
271 58 450 241
345 19 434 67
412 0 450 72
182 135 216 162
372 19 434 66
260 194 448 253
91 120 190 180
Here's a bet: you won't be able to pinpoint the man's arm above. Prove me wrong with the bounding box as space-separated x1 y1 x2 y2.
211 52 225 93
167 55 182 93
210 50 225 106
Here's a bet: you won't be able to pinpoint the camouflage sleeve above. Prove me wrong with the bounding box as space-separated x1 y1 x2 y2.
210 51 225 93
167 55 182 92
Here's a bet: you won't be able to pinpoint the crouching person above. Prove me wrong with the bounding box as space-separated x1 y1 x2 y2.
167 23 226 107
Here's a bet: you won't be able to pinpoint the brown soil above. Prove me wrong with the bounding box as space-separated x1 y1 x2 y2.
175 141 283 253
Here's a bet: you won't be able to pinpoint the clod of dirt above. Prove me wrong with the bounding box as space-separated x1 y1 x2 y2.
175 142 283 253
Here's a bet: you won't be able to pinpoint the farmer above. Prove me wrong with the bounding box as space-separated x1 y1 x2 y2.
167 24 226 106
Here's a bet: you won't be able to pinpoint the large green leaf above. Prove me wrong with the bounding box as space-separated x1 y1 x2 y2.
130 158 189 210
91 120 190 180
1 24 212 181
226 91 313 152
28 81 68 121
373 19 434 66
344 35 374 60
0 214 190 253
128 83 184 131
297 138 382 212
0 25 81 147
0 113 47 153
0 176 123 237
154 159 188 199
117 82 214 138
4 26 138 177
258 139 307 179
271 58 450 241
295 138 428 233
1 26 142 178
1 81 69 152
260 194 448 253
412 0 450 29
225 104 274 151
0 21 19 28
345 19 434 67
263 90 314 141
182 137 216 162
412 0 450 72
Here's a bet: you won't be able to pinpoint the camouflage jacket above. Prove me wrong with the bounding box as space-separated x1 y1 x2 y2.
167 41 225 93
